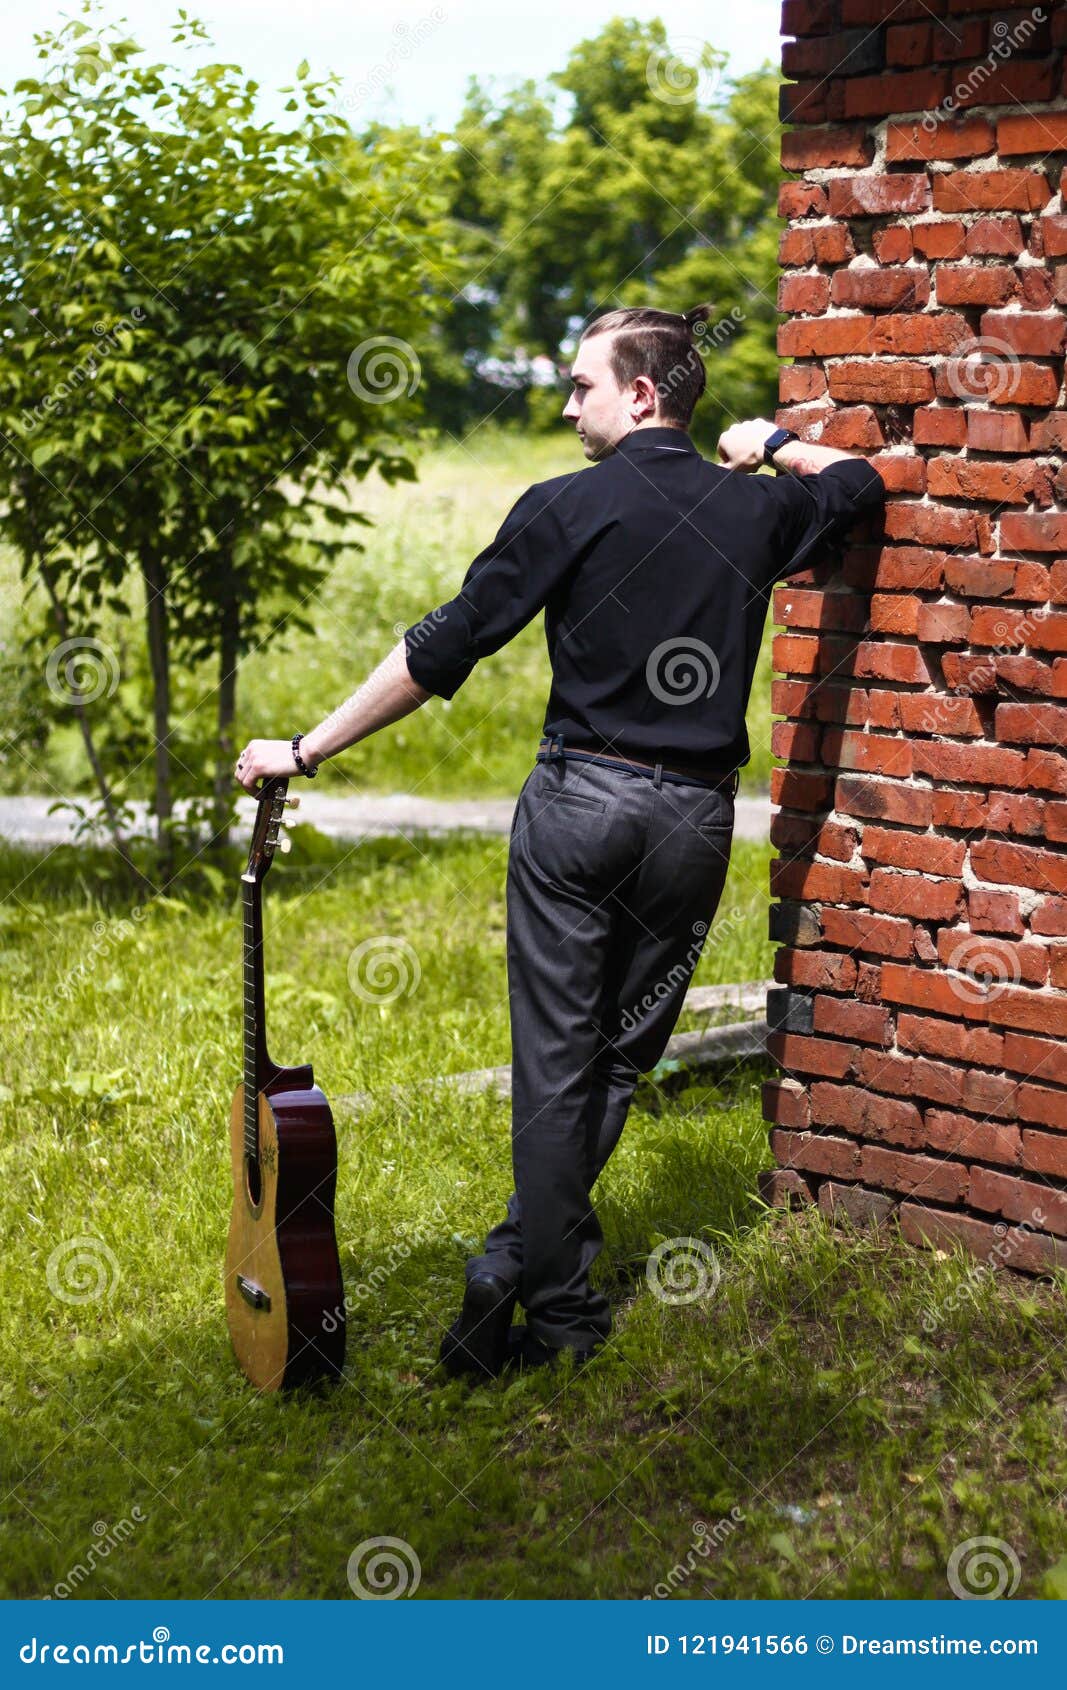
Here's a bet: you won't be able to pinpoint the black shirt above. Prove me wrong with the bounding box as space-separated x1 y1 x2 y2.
402 426 886 776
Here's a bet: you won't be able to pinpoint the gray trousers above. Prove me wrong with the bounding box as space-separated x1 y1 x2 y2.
466 747 735 1349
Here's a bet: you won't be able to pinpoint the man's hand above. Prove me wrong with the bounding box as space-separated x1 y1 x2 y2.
717 417 776 472
234 737 305 794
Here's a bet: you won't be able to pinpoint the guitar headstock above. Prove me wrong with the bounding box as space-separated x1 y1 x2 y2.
242 777 300 882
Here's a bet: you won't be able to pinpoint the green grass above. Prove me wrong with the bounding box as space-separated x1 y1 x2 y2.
4 828 1067 1600
1 423 784 802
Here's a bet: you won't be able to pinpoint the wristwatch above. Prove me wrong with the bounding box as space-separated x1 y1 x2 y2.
762 426 799 468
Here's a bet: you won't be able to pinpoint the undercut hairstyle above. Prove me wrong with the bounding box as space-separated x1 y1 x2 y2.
578 303 713 427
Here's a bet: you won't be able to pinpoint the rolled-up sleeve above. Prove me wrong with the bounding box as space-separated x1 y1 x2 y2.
759 457 886 587
402 480 577 699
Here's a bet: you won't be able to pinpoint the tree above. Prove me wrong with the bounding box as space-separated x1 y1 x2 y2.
0 4 459 879
427 16 782 448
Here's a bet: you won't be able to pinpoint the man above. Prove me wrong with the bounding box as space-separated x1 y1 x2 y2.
234 303 886 1381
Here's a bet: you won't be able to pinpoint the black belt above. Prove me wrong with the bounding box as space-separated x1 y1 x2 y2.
536 733 739 795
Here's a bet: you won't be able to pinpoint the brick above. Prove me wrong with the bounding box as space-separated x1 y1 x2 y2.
778 181 828 219
819 1181 898 1228
914 406 966 446
884 503 976 547
860 824 966 876
970 1165 1067 1239
927 457 1038 504
998 703 1067 746
965 409 1029 453
1021 1131 1067 1180
933 170 1051 213
828 361 934 403
935 360 1059 407
861 1143 968 1204
812 223 854 265
901 1202 1067 1275
965 217 1024 257
979 310 1067 358
781 125 875 171
1001 513 1067 554
782 28 886 79
843 70 951 119
781 0 836 33
779 364 827 402
778 273 831 313
870 868 963 921
828 174 931 218
998 112 1067 156
830 267 930 309
967 888 1023 936
924 1109 1021 1168
780 80 828 124
886 115 995 161
757 1166 816 1207
952 58 1056 111
872 226 914 264
911 220 967 259
936 928 1048 987
1035 216 1067 260
770 1128 864 1183
935 265 1019 306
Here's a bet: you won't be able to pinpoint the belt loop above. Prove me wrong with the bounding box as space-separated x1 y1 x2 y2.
550 731 565 764
731 768 740 799
653 760 663 790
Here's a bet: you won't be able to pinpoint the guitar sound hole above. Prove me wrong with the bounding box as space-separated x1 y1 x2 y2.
245 1153 262 1207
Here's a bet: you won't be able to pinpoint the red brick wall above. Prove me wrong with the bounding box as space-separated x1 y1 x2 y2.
763 0 1067 1275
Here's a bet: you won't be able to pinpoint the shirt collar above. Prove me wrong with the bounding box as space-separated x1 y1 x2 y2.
611 426 699 458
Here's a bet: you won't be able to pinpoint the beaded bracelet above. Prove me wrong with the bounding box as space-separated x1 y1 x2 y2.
291 732 318 778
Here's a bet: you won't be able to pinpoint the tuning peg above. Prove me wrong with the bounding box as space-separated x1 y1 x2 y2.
284 796 301 810
276 833 292 854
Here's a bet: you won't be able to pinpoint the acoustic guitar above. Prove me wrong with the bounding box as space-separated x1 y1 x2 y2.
224 776 345 1391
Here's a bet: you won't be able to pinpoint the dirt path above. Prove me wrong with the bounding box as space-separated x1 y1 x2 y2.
0 789 773 848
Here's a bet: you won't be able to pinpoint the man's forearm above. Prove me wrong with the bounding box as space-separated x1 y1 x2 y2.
770 438 861 476
299 638 431 769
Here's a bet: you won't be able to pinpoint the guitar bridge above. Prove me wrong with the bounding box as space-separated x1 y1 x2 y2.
236 1274 271 1312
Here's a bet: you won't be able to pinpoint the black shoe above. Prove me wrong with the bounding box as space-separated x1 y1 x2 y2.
439 1271 518 1379
505 1330 603 1373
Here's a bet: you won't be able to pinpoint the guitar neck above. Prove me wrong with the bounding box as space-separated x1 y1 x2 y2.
241 874 269 1161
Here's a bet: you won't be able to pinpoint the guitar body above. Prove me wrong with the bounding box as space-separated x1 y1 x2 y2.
224 1076 345 1392
224 777 346 1392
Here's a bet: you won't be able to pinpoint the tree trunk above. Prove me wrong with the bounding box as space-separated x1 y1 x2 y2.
140 548 174 883
213 595 240 846
34 554 155 898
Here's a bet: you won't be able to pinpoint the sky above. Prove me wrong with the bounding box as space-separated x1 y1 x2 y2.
1 0 786 130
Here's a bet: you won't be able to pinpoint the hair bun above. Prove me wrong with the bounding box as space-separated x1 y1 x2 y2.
681 303 713 332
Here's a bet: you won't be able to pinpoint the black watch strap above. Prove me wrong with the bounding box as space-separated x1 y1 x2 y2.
763 427 799 467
